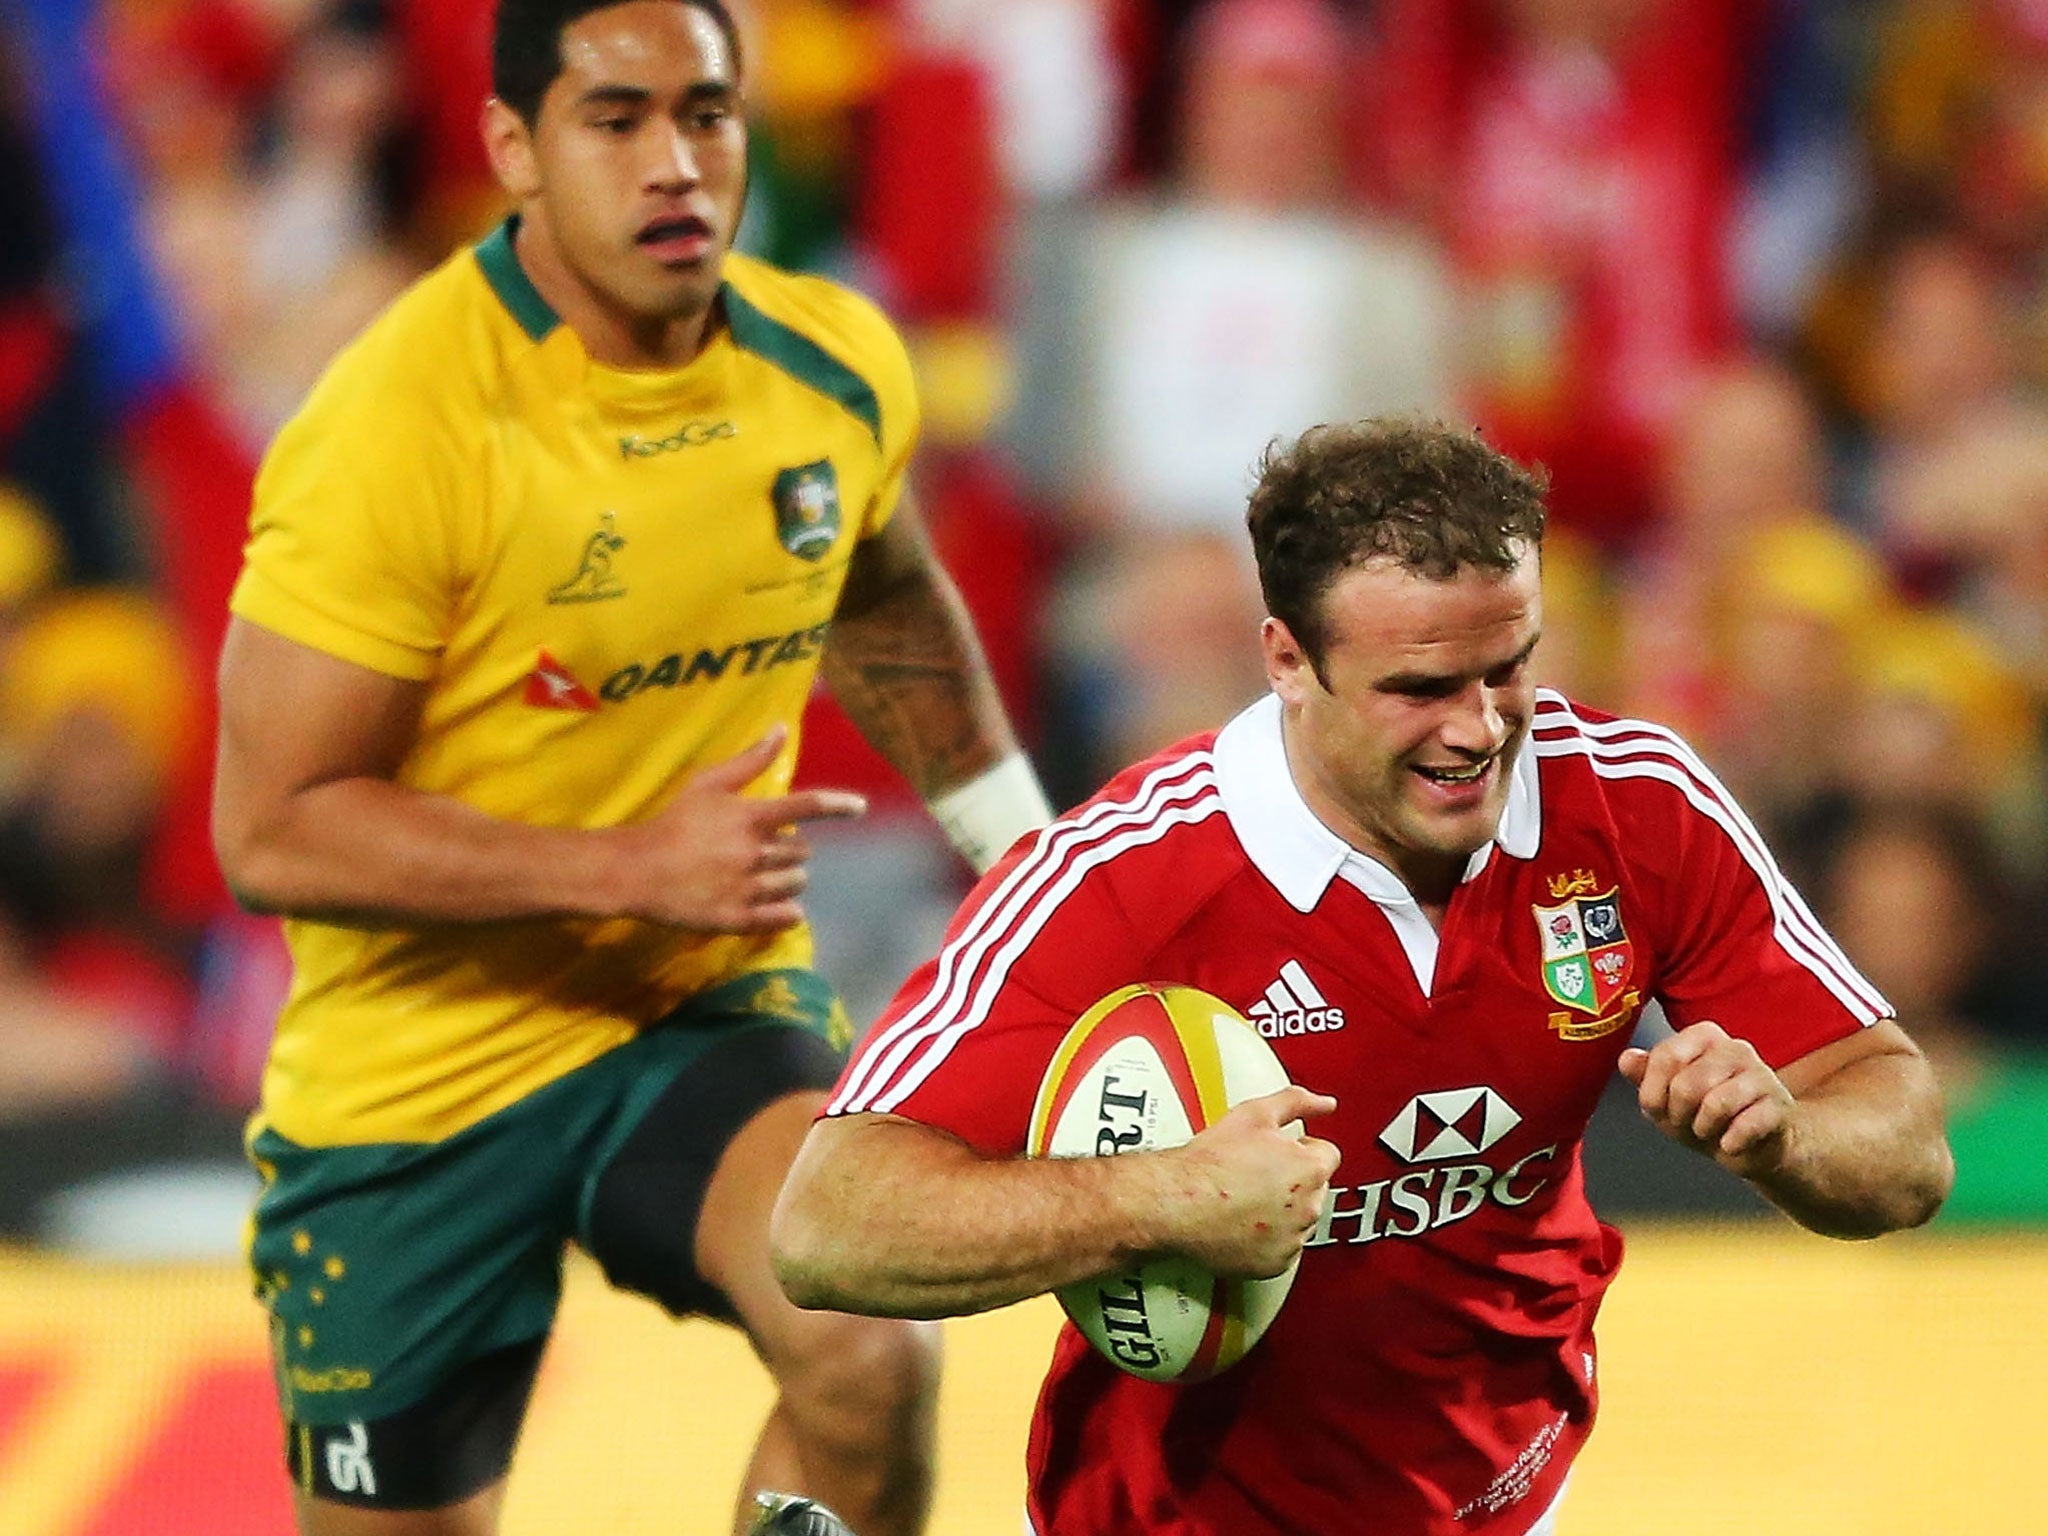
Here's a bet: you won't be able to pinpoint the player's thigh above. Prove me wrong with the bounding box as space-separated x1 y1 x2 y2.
580 969 937 1403
693 1086 940 1409
578 968 850 1323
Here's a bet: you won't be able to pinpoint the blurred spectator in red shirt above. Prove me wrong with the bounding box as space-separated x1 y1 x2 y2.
1366 0 1752 549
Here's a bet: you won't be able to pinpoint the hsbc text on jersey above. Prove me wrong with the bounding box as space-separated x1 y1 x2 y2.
1303 1143 1560 1248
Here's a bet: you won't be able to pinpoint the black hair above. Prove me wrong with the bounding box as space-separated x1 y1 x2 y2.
492 0 742 124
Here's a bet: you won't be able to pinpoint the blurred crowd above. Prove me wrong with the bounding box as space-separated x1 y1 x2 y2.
1 0 2045 1246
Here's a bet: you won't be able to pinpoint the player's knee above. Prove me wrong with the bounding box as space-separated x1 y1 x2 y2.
768 1312 940 1449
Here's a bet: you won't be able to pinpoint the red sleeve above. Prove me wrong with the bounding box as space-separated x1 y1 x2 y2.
1646 771 1891 1069
825 824 1153 1158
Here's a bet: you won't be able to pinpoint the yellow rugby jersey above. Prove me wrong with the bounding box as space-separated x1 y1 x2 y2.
231 219 918 1147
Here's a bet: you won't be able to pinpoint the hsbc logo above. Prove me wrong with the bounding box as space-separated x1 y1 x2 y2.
1305 1087 1551 1250
1379 1086 1521 1163
1305 1144 1559 1249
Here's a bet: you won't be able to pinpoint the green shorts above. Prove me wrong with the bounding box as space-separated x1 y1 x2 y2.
247 968 850 1432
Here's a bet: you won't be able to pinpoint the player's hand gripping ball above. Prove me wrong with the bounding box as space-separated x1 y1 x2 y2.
1027 983 1299 1382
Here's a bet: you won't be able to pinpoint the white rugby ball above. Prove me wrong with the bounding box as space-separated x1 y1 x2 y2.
1026 983 1297 1382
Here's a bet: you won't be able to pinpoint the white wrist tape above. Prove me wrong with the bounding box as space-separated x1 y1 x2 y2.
929 752 1054 875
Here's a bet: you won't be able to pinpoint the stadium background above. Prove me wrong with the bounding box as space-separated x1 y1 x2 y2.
0 0 2045 1529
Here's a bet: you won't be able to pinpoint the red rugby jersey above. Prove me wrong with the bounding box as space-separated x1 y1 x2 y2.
828 691 1888 1536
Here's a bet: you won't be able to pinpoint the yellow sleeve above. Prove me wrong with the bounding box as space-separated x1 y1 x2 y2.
852 299 921 540
230 345 478 681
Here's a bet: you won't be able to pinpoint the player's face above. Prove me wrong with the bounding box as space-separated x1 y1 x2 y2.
503 1 746 327
1264 550 1542 895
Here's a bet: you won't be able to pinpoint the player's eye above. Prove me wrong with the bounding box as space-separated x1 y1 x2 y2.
1485 658 1526 688
1387 679 1458 700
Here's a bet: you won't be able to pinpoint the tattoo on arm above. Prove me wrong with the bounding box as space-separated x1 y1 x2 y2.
824 520 1016 799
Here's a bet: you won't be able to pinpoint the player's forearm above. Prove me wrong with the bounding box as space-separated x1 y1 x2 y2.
823 552 1018 802
1748 1050 1953 1238
217 776 629 925
772 1115 1183 1319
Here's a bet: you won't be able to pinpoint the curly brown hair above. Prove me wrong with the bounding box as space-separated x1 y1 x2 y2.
1246 417 1549 677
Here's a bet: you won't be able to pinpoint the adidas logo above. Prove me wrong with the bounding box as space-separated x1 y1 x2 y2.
1248 961 1345 1038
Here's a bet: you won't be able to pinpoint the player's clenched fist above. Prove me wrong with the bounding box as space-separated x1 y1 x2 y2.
1158 1085 1341 1280
1618 1021 1796 1178
606 727 867 932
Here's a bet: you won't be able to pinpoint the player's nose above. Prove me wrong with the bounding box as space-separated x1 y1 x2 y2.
645 121 700 190
1440 683 1508 755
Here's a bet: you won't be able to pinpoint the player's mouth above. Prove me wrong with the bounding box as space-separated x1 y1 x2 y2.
1411 757 1495 803
635 214 716 265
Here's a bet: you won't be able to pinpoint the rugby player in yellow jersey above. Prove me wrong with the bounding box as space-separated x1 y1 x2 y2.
211 3 1051 1533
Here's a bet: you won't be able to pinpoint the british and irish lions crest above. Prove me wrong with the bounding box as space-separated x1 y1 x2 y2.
1533 870 1640 1040
772 460 842 562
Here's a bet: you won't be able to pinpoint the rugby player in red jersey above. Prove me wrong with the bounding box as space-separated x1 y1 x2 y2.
772 418 1952 1535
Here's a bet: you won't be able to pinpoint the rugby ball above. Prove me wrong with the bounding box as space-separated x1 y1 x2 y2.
1026 983 1298 1383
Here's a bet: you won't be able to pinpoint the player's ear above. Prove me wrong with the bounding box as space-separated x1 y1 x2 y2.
481 96 542 200
1262 616 1318 704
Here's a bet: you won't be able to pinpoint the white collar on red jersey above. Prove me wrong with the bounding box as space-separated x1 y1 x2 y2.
1211 693 1543 914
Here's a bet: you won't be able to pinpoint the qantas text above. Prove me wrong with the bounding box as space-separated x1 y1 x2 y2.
600 622 831 701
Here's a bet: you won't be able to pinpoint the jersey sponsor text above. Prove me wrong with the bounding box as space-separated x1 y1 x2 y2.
599 622 832 701
1304 1144 1560 1248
